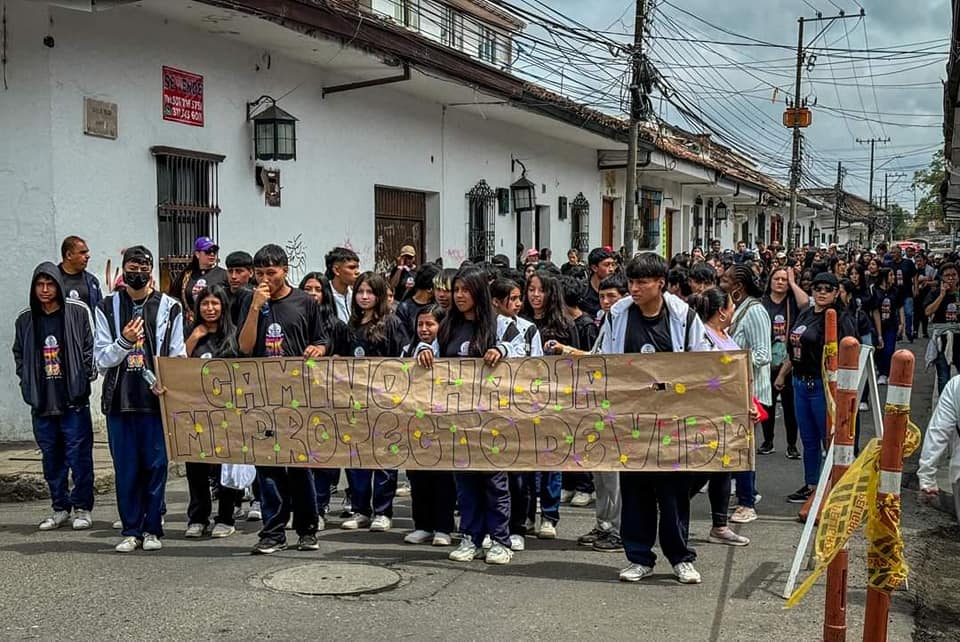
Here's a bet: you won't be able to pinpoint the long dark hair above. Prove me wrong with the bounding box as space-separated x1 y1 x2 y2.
299 271 337 321
688 287 730 324
190 285 238 357
438 268 497 357
521 270 570 343
349 271 391 345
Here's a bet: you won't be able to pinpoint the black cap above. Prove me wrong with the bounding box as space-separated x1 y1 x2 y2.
122 245 153 267
225 251 253 269
491 254 510 269
811 272 838 288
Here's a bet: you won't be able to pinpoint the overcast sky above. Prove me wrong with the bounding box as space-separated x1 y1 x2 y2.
532 0 950 212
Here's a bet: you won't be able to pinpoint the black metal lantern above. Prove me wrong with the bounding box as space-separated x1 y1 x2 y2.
247 96 298 161
714 199 728 222
510 158 536 213
793 222 803 247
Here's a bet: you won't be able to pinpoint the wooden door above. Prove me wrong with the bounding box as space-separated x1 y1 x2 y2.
374 187 425 275
665 209 676 256
602 198 614 248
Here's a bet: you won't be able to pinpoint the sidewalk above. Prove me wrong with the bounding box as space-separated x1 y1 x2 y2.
0 439 115 503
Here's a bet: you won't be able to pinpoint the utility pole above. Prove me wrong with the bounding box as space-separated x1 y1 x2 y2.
786 9 864 250
884 171 907 240
857 137 890 246
832 161 844 244
622 0 651 258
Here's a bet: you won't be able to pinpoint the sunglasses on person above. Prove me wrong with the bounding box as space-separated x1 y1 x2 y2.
813 285 836 294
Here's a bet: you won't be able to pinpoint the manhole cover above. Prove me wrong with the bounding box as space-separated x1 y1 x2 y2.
260 563 401 596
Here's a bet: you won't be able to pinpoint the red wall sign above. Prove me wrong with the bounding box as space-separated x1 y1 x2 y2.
162 66 204 127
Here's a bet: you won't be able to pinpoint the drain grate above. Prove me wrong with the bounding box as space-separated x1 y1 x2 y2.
260 562 401 596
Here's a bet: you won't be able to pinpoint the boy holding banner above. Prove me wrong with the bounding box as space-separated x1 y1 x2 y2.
600 252 710 585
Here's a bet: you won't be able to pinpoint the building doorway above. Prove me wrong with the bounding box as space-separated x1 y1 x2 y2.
602 197 614 248
374 186 425 274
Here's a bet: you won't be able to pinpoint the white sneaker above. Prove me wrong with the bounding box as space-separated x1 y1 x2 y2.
560 490 575 503
184 523 206 538
142 533 162 551
485 542 513 565
72 510 92 531
114 536 141 553
246 501 262 521
674 562 702 584
395 481 412 497
404 529 434 544
878 375 889 385
449 539 481 562
112 519 122 530
570 491 594 507
432 532 452 546
859 402 870 412
38 510 70 531
481 534 493 550
341 514 372 530
619 563 654 582
317 515 326 532
210 523 236 538
509 534 526 551
369 515 392 532
730 506 758 524
538 521 557 539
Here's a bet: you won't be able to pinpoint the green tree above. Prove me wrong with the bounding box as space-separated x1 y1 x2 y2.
885 203 910 239
912 150 945 225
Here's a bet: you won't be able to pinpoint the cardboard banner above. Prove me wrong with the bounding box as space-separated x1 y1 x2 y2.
156 352 755 472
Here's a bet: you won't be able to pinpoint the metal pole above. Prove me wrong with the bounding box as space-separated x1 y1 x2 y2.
832 161 842 244
787 17 804 251
622 0 647 257
857 137 890 246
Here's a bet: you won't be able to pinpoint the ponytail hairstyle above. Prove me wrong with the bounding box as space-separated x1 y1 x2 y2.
438 267 497 357
687 287 730 325
726 263 763 300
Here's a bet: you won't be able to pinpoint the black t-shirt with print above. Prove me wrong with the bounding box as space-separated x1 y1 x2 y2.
871 287 901 334
924 286 960 324
239 288 325 358
440 320 478 358
183 266 229 315
395 298 429 345
113 292 161 414
888 259 916 301
788 306 857 379
349 314 406 358
37 310 69 417
389 265 416 302
624 303 673 354
58 268 89 307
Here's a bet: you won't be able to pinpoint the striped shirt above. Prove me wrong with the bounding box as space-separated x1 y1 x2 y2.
731 296 772 406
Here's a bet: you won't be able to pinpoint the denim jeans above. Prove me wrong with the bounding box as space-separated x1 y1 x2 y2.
525 471 561 525
32 407 94 513
902 297 914 340
793 377 828 486
256 467 317 543
934 352 955 396
346 468 398 518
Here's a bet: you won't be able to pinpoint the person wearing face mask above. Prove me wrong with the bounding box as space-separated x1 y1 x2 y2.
173 237 228 328
94 246 186 553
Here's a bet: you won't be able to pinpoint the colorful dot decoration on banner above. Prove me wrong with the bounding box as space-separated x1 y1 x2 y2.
491 429 500 437
532 417 541 425
297 453 307 462
486 375 496 384
219 421 228 429
674 383 687 395
214 446 223 454
686 417 697 427
593 420 604 431
225 401 235 409
600 400 611 410
592 370 603 381
212 386 222 397
305 359 317 369
198 451 206 459
490 446 500 455
415 409 425 419
514 385 524 394
413 430 422 439
311 416 321 426
194 423 204 434
272 444 281 452
587 434 597 443
709 440 719 450
499 399 509 408
720 354 733 365
449 424 458 434
391 394 402 405
459 437 468 446
454 378 464 387
241 445 249 453
563 386 573 395
231 363 240 370
619 454 629 464
564 435 575 444
400 363 410 372
708 377 721 391
389 444 400 455
342 434 352 443
553 404 563 412
290 400 301 409
321 431 330 441
723 414 733 424
662 436 672 445
201 366 210 376
533 378 543 387
631 429 641 439
722 455 731 466
353 401 362 410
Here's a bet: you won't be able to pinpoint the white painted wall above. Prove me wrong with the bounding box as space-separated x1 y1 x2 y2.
0 1 603 440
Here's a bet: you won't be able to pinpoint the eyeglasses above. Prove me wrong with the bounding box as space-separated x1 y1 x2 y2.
813 285 836 294
202 249 218 256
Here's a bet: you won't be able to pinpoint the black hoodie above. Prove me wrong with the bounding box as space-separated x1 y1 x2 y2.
13 262 95 414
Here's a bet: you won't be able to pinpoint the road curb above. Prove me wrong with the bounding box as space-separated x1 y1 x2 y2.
0 469 115 503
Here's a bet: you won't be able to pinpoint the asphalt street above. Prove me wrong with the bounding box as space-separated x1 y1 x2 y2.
0 347 932 641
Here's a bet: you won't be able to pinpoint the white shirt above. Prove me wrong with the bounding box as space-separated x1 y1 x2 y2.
332 286 352 324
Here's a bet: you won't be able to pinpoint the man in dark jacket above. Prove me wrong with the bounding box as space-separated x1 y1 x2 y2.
13 262 96 531
58 235 103 310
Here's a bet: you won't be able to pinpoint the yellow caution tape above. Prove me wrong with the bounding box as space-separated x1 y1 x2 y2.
785 418 920 608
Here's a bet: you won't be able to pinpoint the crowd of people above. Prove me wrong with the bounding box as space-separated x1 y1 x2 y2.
13 232 959 584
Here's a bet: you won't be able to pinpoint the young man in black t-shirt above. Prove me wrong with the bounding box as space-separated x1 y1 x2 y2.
600 253 709 585
14 263 96 532
94 246 186 553
924 262 960 394
225 250 255 327
239 244 327 555
580 247 618 322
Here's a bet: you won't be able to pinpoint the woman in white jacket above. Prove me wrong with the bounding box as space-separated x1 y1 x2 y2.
917 375 960 523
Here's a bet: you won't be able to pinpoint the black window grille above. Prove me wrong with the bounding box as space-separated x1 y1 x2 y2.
571 192 590 257
467 179 496 262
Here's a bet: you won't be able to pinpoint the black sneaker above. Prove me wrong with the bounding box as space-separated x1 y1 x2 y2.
251 539 288 555
577 527 605 546
757 442 775 455
297 534 320 551
592 531 624 552
786 445 801 460
786 486 814 503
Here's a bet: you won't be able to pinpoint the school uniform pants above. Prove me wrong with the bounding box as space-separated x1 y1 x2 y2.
32 407 94 514
455 471 510 548
561 472 594 494
311 468 339 516
346 469 398 518
185 463 240 526
508 473 530 535
524 472 561 525
408 470 456 534
107 412 167 539
620 471 696 568
761 364 798 449
256 466 317 543
876 326 898 377
593 472 621 533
